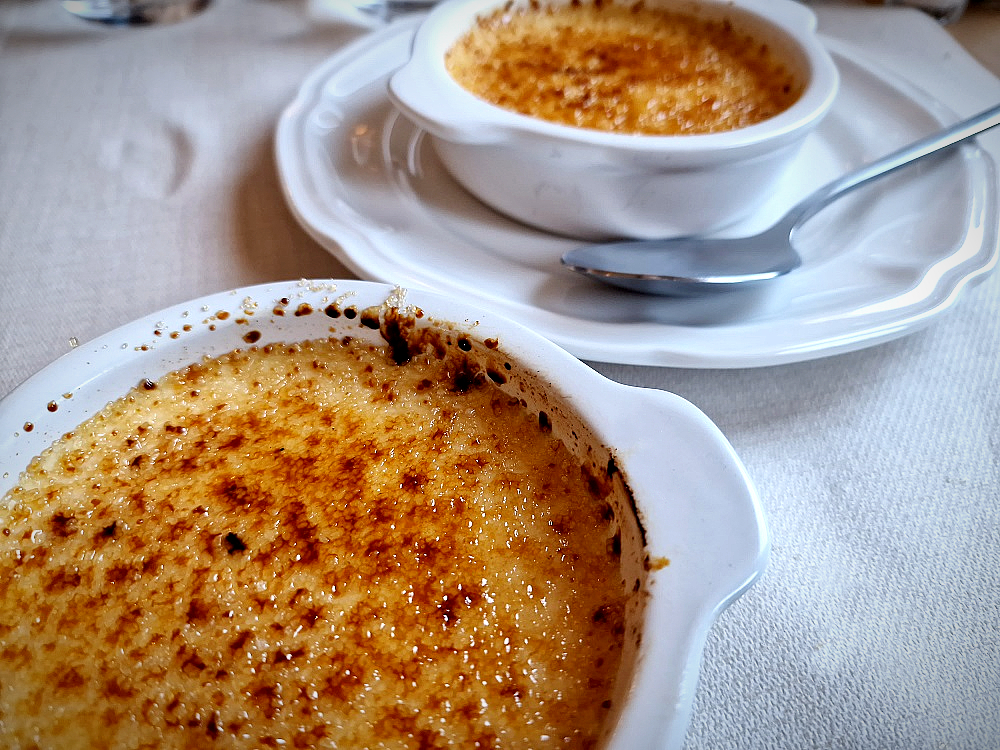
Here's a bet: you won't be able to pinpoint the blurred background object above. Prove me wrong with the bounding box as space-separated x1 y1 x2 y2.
308 0 439 27
61 0 210 25
883 0 968 23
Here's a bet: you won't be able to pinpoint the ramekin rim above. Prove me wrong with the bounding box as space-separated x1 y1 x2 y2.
394 0 841 153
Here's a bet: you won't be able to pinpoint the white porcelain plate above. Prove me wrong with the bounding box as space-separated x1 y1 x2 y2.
275 17 998 368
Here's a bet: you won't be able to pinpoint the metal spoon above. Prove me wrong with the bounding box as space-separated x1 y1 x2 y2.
562 102 1000 296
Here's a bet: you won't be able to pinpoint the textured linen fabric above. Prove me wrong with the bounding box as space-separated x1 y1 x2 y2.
1 1 998 748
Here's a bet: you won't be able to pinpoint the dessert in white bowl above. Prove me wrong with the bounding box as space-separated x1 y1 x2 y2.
389 0 839 240
0 280 767 749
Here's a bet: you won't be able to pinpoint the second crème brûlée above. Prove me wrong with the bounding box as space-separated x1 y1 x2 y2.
445 0 803 135
0 321 638 749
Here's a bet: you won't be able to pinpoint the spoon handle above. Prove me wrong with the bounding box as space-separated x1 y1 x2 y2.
785 101 1000 230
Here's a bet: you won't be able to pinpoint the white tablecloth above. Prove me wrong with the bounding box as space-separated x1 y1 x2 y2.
1 1 998 747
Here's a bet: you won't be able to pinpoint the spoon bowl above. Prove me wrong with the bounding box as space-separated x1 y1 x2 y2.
563 102 1000 295
562 229 801 296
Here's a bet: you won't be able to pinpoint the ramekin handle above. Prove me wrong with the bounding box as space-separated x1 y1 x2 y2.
387 58 508 145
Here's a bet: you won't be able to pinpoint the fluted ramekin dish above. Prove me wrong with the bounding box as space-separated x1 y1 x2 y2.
0 280 767 749
389 0 839 240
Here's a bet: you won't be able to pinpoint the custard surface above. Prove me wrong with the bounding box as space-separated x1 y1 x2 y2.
446 1 802 135
0 336 630 749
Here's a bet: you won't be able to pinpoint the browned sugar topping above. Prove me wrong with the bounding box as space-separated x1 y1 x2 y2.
0 336 632 749
446 0 802 135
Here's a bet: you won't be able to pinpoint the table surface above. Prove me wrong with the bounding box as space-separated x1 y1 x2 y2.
1 1 998 748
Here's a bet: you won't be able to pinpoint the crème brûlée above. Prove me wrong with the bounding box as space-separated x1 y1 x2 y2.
0 331 637 749
445 0 803 135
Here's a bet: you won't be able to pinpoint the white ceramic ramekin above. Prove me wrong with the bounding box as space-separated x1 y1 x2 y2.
388 0 839 240
0 280 767 749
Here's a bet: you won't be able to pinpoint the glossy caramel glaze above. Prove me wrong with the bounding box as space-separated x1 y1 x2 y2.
0 335 632 749
446 0 802 135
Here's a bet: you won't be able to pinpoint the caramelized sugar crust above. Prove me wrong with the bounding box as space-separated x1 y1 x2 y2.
446 0 802 135
0 337 631 749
